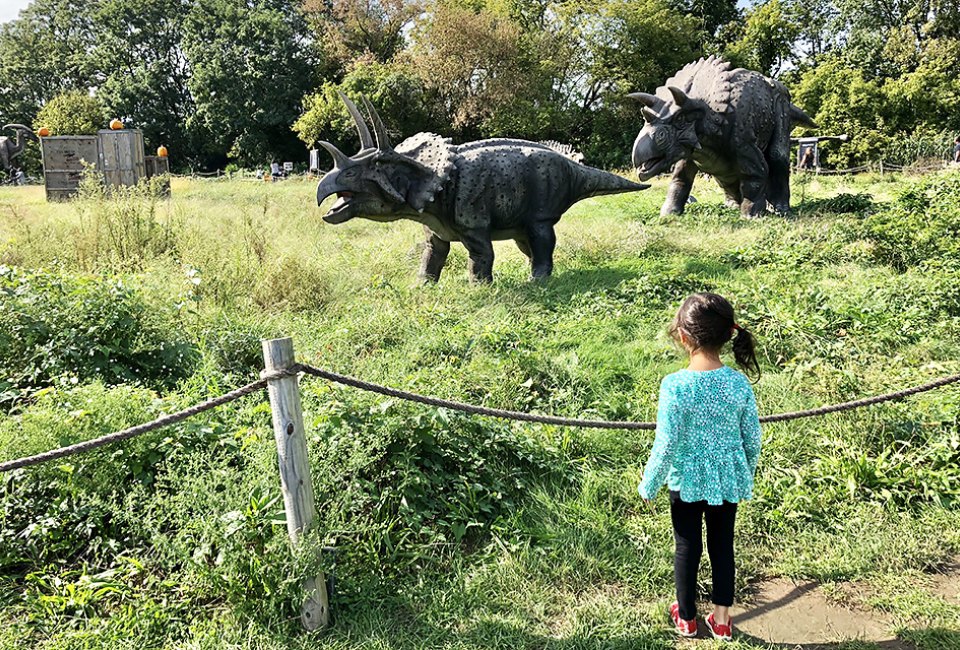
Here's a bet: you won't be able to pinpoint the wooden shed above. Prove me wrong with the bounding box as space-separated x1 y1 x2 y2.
40 136 100 202
98 129 146 188
145 155 171 196
40 129 168 201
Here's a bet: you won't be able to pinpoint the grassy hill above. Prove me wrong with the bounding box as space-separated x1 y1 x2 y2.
0 171 958 649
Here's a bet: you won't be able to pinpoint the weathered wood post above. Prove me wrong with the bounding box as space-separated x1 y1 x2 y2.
262 337 330 630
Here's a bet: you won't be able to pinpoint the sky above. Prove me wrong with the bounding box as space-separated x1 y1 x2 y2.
0 0 31 24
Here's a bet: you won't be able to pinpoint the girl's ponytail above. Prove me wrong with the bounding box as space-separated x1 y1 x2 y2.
732 325 761 379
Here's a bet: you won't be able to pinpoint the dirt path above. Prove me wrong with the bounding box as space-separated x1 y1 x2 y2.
717 561 960 649
731 579 907 648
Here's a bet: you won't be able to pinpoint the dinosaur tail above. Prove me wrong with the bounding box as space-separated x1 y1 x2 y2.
577 164 650 198
789 104 817 129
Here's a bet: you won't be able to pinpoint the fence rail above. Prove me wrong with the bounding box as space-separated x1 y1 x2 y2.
800 160 954 176
3 359 958 474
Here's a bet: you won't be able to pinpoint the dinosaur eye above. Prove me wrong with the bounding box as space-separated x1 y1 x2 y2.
654 129 669 146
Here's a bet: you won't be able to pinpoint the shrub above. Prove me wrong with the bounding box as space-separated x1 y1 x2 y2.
33 91 108 136
309 397 578 583
0 267 194 405
862 171 960 270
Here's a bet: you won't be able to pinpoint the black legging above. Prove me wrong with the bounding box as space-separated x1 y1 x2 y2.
669 491 738 621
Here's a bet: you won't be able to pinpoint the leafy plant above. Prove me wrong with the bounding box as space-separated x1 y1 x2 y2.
863 171 960 269
0 267 194 405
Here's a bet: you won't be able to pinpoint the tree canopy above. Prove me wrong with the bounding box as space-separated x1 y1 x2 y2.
1 0 957 170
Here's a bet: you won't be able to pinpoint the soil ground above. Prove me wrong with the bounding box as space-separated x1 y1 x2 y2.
717 559 960 648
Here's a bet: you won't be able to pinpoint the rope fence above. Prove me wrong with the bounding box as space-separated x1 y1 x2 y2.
799 160 955 176
2 360 958 474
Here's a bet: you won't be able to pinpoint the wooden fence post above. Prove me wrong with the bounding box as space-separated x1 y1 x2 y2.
262 337 330 631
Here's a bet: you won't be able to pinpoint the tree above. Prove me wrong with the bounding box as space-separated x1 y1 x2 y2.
293 57 435 152
92 0 198 165
302 0 421 71
790 56 890 166
0 0 97 126
183 0 323 166
33 90 108 136
723 0 800 75
668 0 739 45
409 3 552 140
782 0 841 59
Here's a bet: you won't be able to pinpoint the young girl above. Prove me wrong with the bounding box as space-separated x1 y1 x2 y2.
638 292 762 641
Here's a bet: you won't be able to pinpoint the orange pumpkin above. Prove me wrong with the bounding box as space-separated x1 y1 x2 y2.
110 118 124 130
157 145 168 158
37 127 50 137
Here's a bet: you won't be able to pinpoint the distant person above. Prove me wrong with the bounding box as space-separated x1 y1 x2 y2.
638 293 762 642
799 147 815 170
954 137 960 163
271 161 281 178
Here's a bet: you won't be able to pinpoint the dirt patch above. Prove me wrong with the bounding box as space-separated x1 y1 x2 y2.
729 579 911 649
930 560 960 606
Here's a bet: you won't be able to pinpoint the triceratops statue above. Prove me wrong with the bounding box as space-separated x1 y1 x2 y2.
629 56 817 217
315 93 648 282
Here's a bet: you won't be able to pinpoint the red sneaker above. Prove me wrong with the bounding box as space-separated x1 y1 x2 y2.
669 602 698 638
706 612 733 641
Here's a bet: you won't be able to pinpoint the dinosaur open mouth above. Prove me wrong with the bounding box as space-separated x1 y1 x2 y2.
323 191 354 224
637 156 667 180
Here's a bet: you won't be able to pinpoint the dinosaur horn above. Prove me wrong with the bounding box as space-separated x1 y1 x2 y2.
318 140 350 169
666 86 689 107
641 107 659 124
337 91 374 151
626 92 662 109
361 96 392 151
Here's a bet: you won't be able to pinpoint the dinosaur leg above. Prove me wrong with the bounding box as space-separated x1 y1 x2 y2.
527 222 557 280
460 229 495 283
715 176 742 209
515 238 533 262
766 144 792 215
738 147 770 218
660 159 698 217
418 230 451 283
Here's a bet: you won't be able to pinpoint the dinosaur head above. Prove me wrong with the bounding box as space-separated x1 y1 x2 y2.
316 94 440 224
2 124 38 143
627 87 706 181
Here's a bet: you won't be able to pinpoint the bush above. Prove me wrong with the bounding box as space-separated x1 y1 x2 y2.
862 171 960 270
0 267 194 405
308 397 578 585
33 91 108 136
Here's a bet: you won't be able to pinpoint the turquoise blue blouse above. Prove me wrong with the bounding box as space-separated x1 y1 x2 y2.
638 366 762 505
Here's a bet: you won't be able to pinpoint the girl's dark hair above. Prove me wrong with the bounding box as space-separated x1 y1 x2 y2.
668 292 761 378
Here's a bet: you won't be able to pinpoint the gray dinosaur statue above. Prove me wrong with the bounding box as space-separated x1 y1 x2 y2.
0 124 38 175
315 94 648 282
628 56 816 217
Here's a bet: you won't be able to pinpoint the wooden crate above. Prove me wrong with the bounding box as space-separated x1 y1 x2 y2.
144 155 170 178
98 129 145 189
40 136 100 201
144 155 171 196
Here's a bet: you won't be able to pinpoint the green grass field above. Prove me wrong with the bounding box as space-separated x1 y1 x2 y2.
0 170 958 649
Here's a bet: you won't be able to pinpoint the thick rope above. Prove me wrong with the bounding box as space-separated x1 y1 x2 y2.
0 369 297 473
2 365 959 473
298 364 960 430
